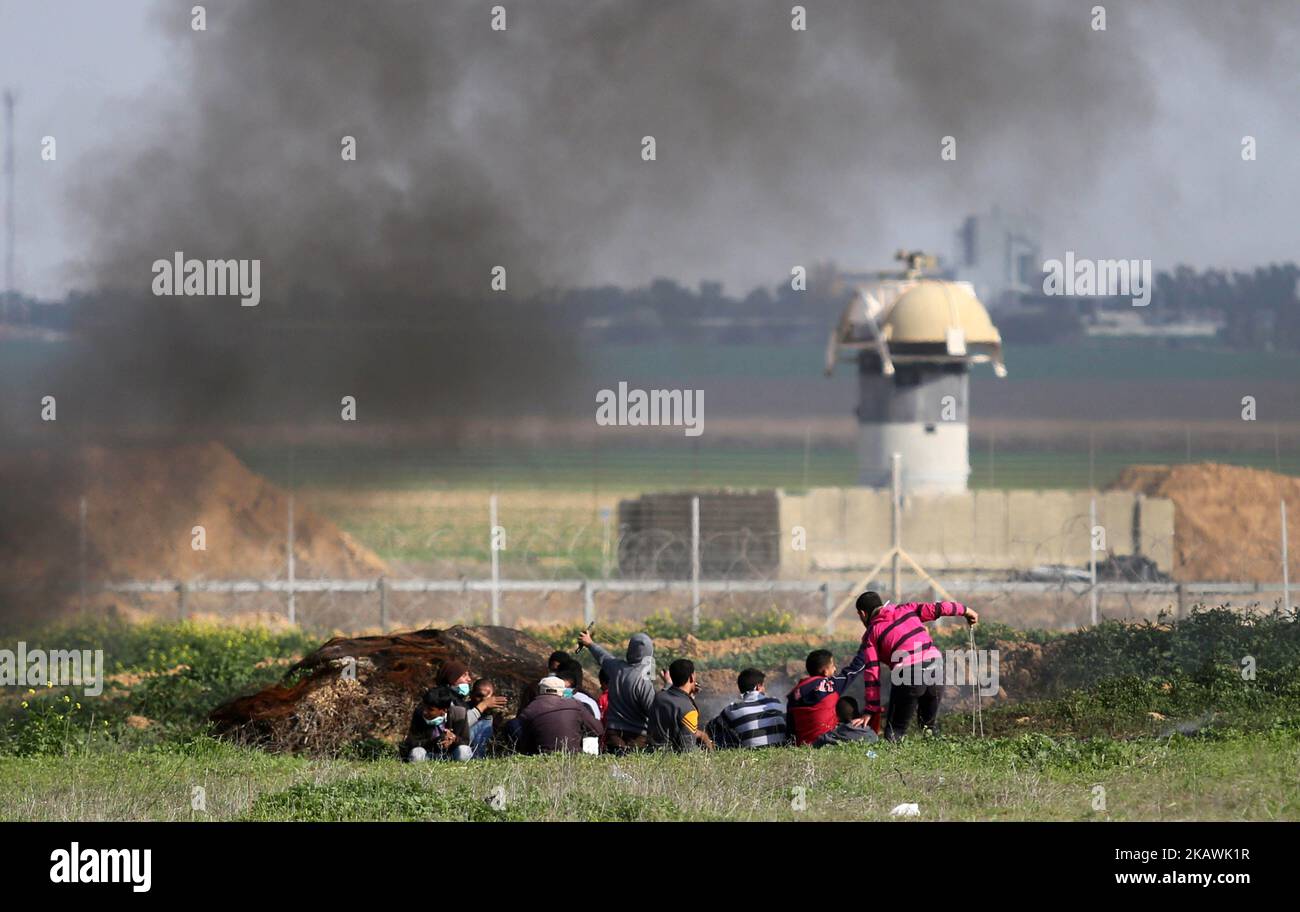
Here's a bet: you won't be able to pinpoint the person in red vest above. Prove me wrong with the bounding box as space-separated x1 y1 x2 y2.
596 666 611 721
843 590 979 740
786 649 863 745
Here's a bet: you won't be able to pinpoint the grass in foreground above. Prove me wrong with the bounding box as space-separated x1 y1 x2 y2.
0 729 1296 822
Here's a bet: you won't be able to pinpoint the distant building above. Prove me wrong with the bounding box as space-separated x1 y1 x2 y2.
1084 309 1223 339
953 208 1041 310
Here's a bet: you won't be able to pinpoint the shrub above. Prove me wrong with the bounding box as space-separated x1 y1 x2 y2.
1 688 109 757
540 606 798 650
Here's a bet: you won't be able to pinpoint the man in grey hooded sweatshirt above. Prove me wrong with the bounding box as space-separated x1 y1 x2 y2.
577 630 657 753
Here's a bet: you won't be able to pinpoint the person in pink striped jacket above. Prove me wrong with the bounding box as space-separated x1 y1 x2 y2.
841 590 979 740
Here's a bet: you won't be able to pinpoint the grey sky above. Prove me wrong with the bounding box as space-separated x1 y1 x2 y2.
1 0 1297 300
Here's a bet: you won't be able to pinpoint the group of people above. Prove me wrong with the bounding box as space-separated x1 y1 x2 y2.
400 590 978 761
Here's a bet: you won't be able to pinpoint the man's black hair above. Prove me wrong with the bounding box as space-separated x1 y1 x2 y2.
598 667 609 686
422 686 455 710
557 658 584 690
668 658 695 688
806 649 835 677
548 650 571 667
836 696 859 724
856 591 884 615
737 668 765 693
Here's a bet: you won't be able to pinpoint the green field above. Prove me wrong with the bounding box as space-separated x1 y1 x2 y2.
233 334 1300 493
8 334 1300 492
242 442 1300 495
590 340 1300 383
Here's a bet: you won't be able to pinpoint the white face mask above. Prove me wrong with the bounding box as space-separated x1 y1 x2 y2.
426 714 446 727
455 683 471 697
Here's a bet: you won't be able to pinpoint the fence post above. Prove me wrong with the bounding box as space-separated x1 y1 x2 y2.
822 582 833 635
891 453 902 603
1089 495 1098 626
1176 582 1186 619
1282 499 1291 611
600 507 612 579
489 493 501 626
287 491 296 625
177 580 187 621
988 428 995 486
802 424 812 489
78 495 87 613
378 575 388 632
582 579 595 626
690 496 701 630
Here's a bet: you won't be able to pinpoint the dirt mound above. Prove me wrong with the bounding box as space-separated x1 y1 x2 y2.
694 667 747 697
1110 462 1298 581
210 625 557 754
992 639 1048 700
0 442 386 593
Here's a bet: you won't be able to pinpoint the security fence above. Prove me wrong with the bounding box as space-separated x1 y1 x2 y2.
83 576 1292 638
5 425 1298 635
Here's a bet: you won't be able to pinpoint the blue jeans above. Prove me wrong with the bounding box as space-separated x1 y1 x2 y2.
470 717 494 758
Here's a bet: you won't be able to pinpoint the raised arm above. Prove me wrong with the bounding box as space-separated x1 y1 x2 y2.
583 639 616 670
914 601 970 623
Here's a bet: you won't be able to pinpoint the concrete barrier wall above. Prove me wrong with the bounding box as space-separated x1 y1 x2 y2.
778 487 1175 577
1137 496 1175 574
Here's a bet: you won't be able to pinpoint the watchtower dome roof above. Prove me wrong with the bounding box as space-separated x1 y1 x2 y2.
882 280 1002 345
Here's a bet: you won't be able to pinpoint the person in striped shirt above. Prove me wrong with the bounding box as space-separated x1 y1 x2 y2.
706 668 788 748
843 590 979 740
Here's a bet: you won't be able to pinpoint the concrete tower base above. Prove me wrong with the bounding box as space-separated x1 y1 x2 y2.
858 421 970 493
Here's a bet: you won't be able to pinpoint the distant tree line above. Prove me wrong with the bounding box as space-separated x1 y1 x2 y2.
560 262 1300 349
10 262 1299 350
558 275 843 345
1151 263 1300 350
1002 263 1300 348
0 292 75 331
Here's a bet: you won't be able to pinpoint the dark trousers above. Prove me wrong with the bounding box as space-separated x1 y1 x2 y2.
885 683 942 740
604 729 649 754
